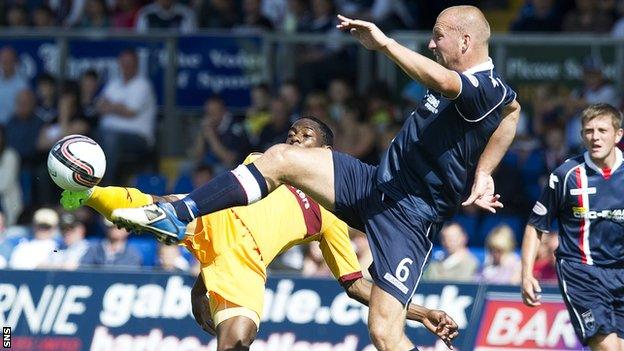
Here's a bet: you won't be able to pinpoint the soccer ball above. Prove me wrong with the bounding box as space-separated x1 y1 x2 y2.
47 135 106 191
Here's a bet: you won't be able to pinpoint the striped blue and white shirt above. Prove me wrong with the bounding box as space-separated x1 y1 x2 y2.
528 149 624 267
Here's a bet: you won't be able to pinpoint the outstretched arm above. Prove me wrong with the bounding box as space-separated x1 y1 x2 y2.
463 99 521 212
336 15 461 97
343 278 458 348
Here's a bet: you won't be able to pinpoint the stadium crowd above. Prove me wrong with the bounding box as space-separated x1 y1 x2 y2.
1 0 623 286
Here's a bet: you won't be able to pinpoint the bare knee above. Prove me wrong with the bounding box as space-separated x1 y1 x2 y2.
369 320 403 351
257 144 302 184
216 317 257 351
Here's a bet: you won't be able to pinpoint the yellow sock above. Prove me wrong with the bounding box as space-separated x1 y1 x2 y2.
86 186 153 219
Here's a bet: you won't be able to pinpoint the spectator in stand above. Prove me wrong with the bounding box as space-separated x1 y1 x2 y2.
112 0 140 28
0 126 23 227
562 0 612 33
9 208 59 270
97 49 156 184
136 0 197 32
327 77 353 121
47 0 87 27
257 97 291 151
280 0 312 33
197 0 239 29
279 79 302 121
260 0 288 29
41 211 89 270
235 0 273 32
423 222 479 282
0 46 28 125
481 225 522 285
296 0 351 93
6 5 28 27
79 0 110 28
192 95 250 170
335 98 377 163
32 5 56 28
510 0 563 32
245 83 272 142
80 218 142 268
155 243 189 272
38 81 90 151
5 89 45 174
34 73 58 123
564 57 618 153
302 241 332 278
302 91 334 130
532 231 558 282
79 69 101 128
335 0 416 31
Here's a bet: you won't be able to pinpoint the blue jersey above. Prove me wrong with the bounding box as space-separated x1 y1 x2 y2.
528 150 624 267
375 59 517 220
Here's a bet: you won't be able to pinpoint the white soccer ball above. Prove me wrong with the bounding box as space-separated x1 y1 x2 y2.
47 135 106 191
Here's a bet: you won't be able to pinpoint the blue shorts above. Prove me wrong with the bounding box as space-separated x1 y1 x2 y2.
556 259 624 345
332 151 442 306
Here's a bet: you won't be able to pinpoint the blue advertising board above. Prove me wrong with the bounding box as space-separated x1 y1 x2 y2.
0 269 573 351
0 35 264 109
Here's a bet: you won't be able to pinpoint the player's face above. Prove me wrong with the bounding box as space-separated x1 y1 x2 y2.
581 114 623 164
286 119 323 148
428 18 462 69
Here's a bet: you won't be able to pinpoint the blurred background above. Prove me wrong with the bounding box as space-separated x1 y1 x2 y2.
0 0 622 350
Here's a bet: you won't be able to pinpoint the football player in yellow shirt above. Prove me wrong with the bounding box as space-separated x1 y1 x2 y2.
63 117 458 350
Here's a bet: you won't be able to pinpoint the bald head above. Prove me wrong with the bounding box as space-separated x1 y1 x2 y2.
438 6 490 46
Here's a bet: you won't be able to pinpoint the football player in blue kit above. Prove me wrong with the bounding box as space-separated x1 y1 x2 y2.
113 5 521 350
521 103 624 351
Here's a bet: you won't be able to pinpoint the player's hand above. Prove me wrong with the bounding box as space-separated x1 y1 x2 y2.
60 189 93 211
521 275 542 307
462 171 503 213
191 291 216 336
422 309 459 349
336 14 392 51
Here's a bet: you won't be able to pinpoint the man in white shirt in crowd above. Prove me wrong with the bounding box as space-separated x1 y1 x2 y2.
97 49 156 184
41 211 89 270
9 208 59 269
0 46 28 125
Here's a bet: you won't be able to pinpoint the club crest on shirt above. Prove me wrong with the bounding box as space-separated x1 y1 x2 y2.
582 310 595 331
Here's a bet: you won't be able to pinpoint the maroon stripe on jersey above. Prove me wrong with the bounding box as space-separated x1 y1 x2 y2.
339 271 363 284
286 186 322 235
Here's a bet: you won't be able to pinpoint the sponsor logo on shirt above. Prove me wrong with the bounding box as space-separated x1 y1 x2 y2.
423 93 440 114
572 208 624 221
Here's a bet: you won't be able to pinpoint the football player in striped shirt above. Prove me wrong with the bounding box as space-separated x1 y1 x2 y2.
521 103 624 350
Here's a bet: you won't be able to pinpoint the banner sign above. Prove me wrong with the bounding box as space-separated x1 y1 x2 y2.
0 35 264 109
475 287 582 351
0 269 575 351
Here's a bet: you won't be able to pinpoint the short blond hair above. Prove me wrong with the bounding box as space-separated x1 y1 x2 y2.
581 103 623 131
486 225 516 253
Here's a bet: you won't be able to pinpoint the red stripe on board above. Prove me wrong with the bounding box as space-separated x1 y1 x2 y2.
575 168 587 264
287 186 322 236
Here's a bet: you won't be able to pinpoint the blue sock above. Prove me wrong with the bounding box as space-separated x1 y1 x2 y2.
171 163 268 222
